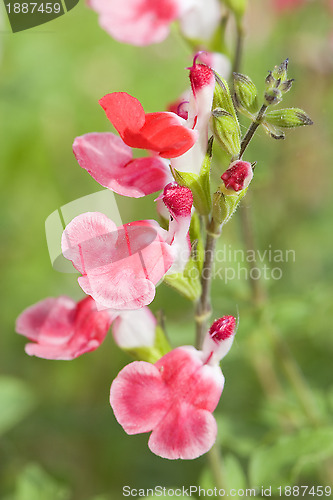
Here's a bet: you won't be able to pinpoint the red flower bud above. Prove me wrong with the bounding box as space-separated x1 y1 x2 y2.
221 160 253 193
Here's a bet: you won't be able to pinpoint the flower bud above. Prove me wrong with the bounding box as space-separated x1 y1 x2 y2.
161 183 193 220
233 72 259 116
202 315 237 364
221 160 253 194
264 87 282 106
265 108 313 128
212 108 241 157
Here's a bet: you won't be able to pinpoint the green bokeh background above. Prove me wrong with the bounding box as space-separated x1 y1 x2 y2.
0 1 332 498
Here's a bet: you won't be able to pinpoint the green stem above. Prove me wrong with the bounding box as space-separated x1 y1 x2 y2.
232 25 244 80
239 104 267 159
195 217 221 349
207 443 225 497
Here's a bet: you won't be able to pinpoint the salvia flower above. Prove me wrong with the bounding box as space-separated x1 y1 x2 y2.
171 54 215 175
221 160 253 194
110 315 236 459
15 296 112 360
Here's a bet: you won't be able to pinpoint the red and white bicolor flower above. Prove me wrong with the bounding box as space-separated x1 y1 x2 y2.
88 0 222 46
110 315 237 460
171 54 216 175
61 184 193 310
15 296 112 360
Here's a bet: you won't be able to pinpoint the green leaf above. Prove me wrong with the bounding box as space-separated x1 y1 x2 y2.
15 463 70 500
0 376 36 436
233 73 259 116
249 427 333 489
265 108 313 128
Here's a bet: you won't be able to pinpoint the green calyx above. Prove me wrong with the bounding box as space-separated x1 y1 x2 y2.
265 108 313 128
233 72 259 117
172 139 213 216
123 326 171 363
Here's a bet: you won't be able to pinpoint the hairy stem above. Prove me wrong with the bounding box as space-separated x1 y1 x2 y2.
239 104 267 159
195 218 221 349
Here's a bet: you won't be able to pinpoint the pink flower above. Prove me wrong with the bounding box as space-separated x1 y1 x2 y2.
15 296 112 360
99 92 197 159
110 315 236 459
171 54 215 174
88 0 181 46
88 0 221 46
221 160 253 193
61 185 193 310
73 132 173 198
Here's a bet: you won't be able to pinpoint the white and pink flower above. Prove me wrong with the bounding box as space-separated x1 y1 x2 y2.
171 54 216 175
110 314 237 459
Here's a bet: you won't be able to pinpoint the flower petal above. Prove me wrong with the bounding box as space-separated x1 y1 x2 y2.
99 92 146 138
148 402 218 459
16 296 76 344
112 307 156 348
73 132 172 197
110 361 170 434
155 347 224 412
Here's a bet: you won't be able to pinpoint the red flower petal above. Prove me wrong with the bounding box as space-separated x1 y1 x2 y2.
100 92 197 158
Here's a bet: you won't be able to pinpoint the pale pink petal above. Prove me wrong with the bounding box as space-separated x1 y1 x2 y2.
110 361 170 434
148 402 218 459
78 256 156 310
16 296 76 344
112 307 156 348
88 0 180 46
62 214 174 310
61 212 118 275
73 133 172 197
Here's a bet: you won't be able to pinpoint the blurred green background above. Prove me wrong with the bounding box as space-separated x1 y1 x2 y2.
0 1 333 498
